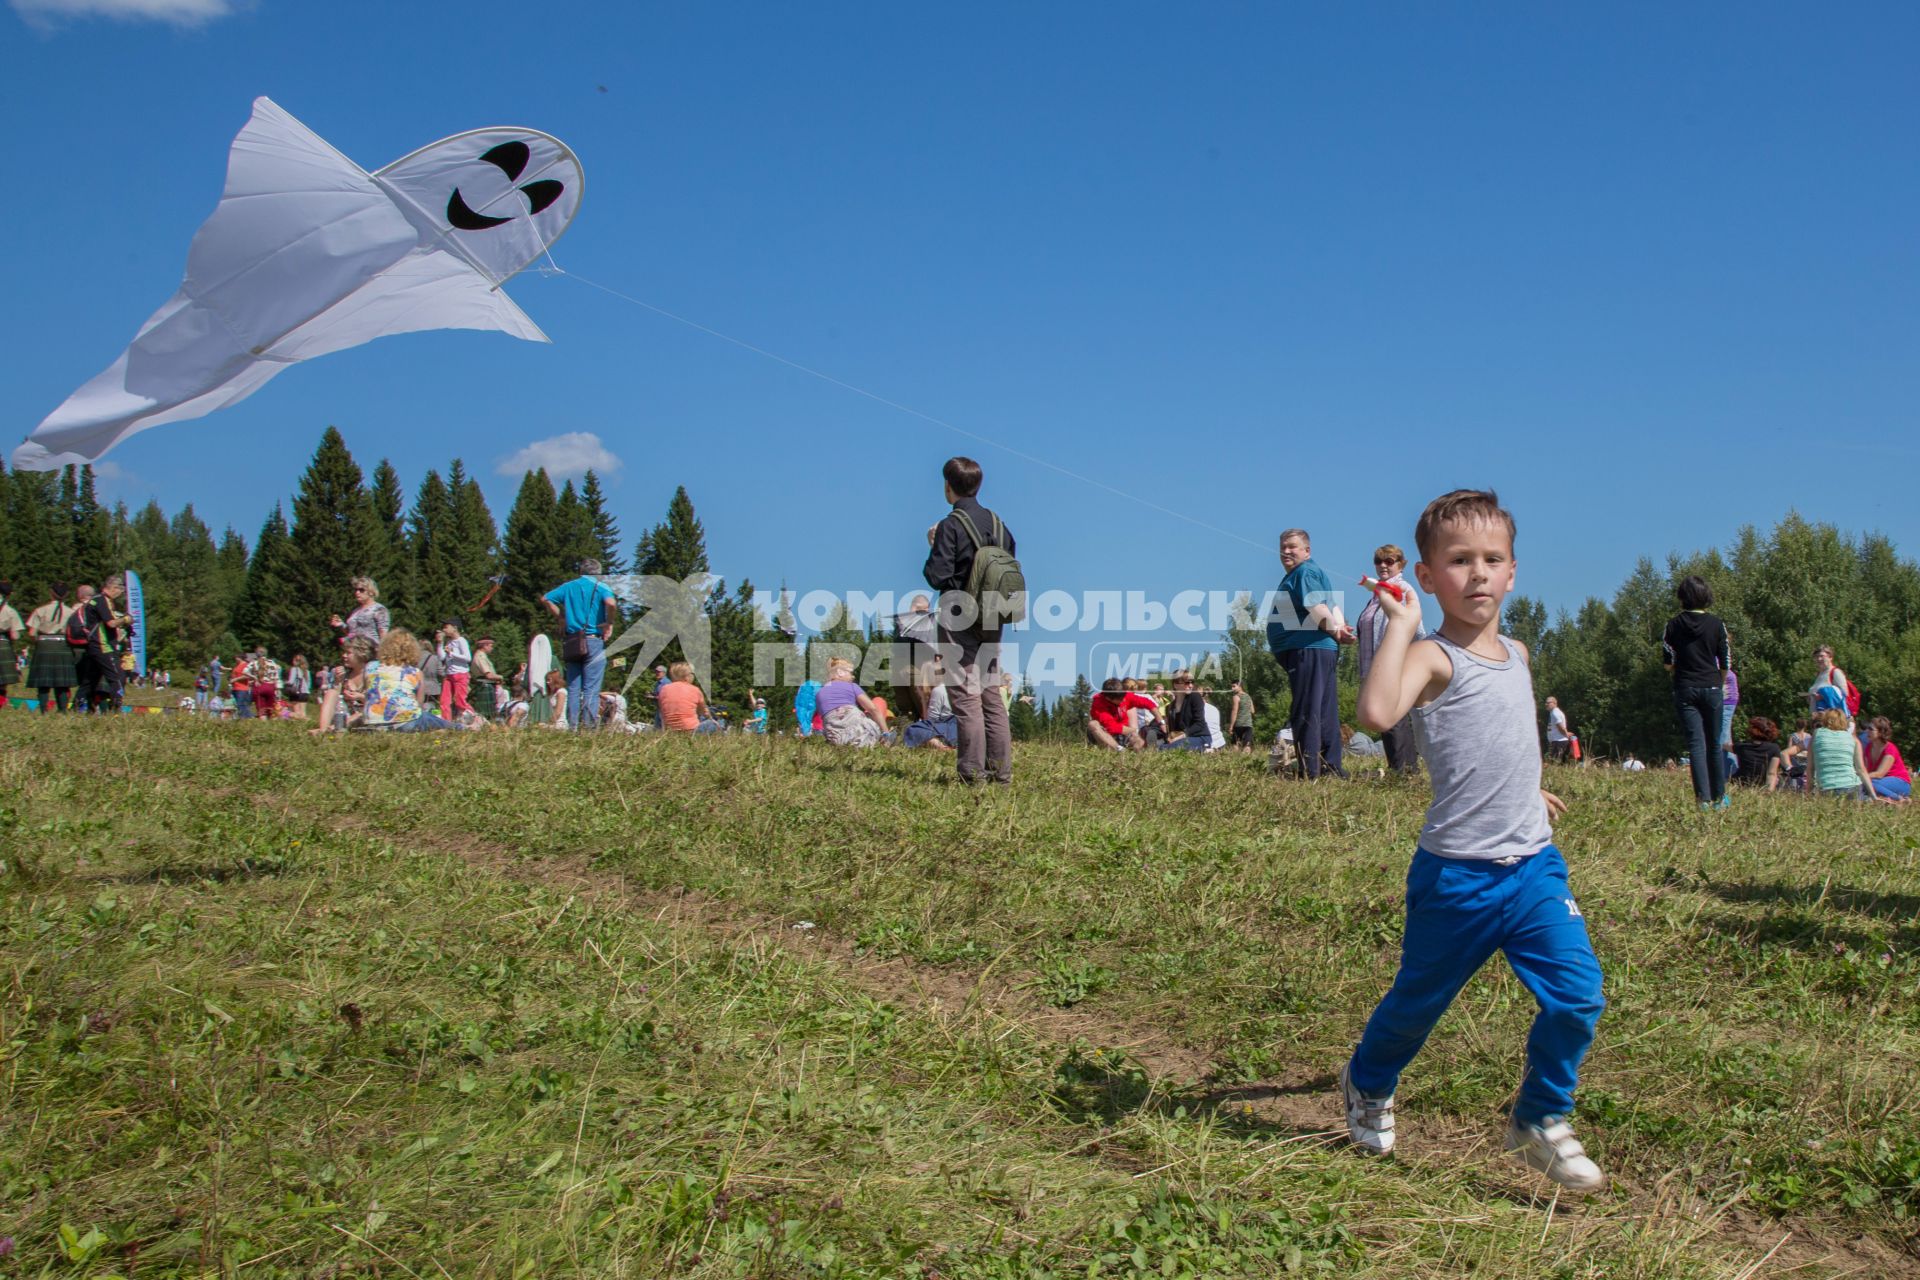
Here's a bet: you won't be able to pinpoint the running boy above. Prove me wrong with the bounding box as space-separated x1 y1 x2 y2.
1342 489 1606 1191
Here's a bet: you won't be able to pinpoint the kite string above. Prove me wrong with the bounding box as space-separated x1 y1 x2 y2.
532 260 1274 555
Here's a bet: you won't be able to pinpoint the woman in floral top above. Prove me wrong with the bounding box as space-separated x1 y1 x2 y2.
330 577 391 651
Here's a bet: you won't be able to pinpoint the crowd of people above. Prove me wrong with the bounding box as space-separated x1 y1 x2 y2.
0 575 137 715
3 466 1911 813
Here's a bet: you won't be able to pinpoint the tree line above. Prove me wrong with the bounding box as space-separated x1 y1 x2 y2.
0 428 799 723
7 443 1913 751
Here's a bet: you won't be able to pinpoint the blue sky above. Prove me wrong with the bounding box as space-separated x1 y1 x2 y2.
5 1 1917 678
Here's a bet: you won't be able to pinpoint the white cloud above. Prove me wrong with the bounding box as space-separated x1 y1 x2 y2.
12 0 240 25
90 459 138 487
495 432 622 481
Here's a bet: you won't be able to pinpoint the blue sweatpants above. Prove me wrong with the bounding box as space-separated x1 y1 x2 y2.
1349 845 1604 1127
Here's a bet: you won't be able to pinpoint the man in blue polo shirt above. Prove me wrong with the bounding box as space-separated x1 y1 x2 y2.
542 558 618 729
1266 528 1353 779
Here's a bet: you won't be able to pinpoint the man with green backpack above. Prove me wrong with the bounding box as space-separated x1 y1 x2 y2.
923 456 1024 785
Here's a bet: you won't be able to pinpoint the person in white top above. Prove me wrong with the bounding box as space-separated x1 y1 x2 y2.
1544 696 1571 763
437 619 474 720
1620 753 1647 773
1202 697 1226 750
1807 645 1852 727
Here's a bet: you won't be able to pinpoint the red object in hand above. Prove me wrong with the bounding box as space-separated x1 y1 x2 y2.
1358 575 1406 602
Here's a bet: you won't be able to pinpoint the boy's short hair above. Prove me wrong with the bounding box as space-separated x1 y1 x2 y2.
1101 677 1123 693
1414 489 1517 562
943 456 983 497
1675 575 1713 610
1373 543 1406 566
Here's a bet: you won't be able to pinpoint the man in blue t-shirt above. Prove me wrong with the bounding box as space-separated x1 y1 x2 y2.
542 558 618 729
1265 528 1354 779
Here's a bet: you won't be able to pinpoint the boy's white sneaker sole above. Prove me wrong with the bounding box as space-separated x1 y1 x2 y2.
1506 1118 1606 1192
1339 1062 1395 1155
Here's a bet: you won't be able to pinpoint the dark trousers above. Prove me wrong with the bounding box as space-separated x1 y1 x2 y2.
1382 716 1419 772
1280 647 1343 779
1674 683 1727 803
79 653 122 713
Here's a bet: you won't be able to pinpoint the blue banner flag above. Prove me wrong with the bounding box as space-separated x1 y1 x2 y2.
125 569 147 679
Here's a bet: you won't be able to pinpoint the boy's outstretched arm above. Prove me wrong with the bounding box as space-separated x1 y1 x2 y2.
1356 587 1443 734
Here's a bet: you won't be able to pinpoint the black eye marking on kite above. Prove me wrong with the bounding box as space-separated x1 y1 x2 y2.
447 144 568 231
481 141 531 182
521 180 564 215
447 189 513 230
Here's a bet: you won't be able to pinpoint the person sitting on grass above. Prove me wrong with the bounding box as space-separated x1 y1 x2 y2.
657 661 722 734
598 689 632 732
1160 674 1214 751
362 629 455 733
903 679 959 750
1731 717 1786 791
1125 678 1163 746
1087 677 1162 751
818 656 890 747
542 669 569 729
1810 707 1875 800
310 636 375 736
1783 718 1814 790
1344 488 1605 1193
1865 717 1912 802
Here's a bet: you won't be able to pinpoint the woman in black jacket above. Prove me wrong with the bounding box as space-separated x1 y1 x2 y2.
1660 575 1733 810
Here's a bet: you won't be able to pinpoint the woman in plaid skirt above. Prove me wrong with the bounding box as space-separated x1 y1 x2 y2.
0 582 21 708
24 582 78 713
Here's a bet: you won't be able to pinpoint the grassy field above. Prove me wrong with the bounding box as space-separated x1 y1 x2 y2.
2 715 1916 1278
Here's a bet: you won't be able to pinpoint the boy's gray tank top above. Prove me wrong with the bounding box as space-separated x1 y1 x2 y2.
1411 633 1553 862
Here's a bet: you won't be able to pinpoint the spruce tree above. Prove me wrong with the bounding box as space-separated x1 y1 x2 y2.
634 486 709 583
408 469 456 629
72 464 114 584
580 469 624 573
0 459 12 587
1009 678 1042 740
284 427 384 655
705 577 759 710
213 527 250 626
500 468 566 638
555 480 599 569
369 459 410 621
8 467 68 601
445 462 502 627
159 505 224 671
232 505 291 650
1057 673 1096 741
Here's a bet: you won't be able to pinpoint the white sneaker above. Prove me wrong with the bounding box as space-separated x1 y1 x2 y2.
1506 1117 1606 1192
1339 1062 1395 1154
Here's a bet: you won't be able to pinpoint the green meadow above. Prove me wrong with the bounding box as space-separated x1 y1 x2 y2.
2 717 1915 1277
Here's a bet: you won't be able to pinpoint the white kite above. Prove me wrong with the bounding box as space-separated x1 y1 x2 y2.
13 97 582 471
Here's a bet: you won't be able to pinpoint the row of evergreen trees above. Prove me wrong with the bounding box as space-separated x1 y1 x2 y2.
7 441 1915 752
0 429 797 717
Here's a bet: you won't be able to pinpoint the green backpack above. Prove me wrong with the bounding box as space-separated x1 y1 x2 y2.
954 509 1026 632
